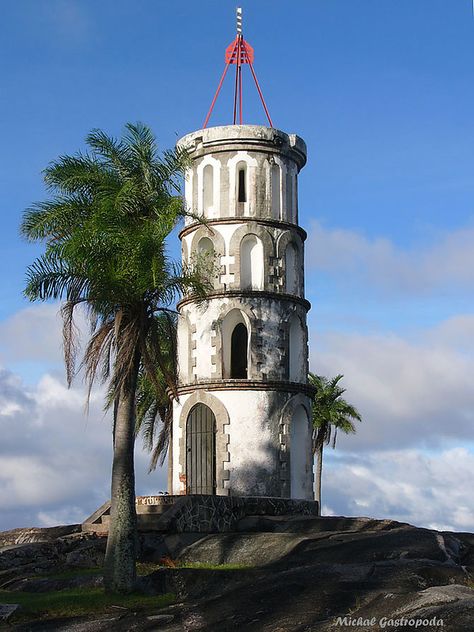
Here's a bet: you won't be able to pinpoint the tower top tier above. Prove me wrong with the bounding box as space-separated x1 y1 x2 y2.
177 125 307 172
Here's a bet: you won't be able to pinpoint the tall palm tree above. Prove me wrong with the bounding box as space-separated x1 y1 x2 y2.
308 373 362 514
21 123 207 593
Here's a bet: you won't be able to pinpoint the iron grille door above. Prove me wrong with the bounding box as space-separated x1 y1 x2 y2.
186 404 216 495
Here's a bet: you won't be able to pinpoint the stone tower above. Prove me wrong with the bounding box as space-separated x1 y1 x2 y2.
170 124 314 499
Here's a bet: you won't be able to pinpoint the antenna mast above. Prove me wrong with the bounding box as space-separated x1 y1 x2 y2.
203 8 273 129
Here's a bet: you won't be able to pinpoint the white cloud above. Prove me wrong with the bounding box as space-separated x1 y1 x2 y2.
323 448 474 532
1 303 473 533
0 303 90 374
0 366 166 531
312 317 474 450
306 221 474 294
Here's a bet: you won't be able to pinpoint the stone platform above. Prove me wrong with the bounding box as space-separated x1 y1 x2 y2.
82 495 319 534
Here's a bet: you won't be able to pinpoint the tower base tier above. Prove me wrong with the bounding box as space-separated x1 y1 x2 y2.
171 388 314 500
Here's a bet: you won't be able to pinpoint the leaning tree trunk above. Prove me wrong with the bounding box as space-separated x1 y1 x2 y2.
314 444 324 516
104 357 139 593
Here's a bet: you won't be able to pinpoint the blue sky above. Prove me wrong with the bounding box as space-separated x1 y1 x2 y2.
0 1 473 531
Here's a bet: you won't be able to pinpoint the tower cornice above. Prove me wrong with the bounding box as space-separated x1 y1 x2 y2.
179 217 307 242
174 379 316 398
177 289 311 312
177 125 307 171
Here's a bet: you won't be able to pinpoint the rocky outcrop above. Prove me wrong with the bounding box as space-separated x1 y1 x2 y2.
1 516 474 631
0 525 80 548
0 530 106 590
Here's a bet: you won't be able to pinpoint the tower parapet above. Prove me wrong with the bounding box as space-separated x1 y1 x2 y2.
178 125 306 225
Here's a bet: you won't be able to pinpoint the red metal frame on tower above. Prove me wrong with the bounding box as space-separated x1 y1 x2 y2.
203 9 273 129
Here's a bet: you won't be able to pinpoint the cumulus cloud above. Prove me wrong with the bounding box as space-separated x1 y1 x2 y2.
0 367 166 531
306 221 474 294
311 316 474 450
0 304 63 365
323 448 474 532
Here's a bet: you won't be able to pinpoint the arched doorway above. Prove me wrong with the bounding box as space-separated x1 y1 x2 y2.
186 404 216 494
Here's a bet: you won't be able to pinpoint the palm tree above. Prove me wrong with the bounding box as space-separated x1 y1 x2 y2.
308 373 362 514
21 123 207 593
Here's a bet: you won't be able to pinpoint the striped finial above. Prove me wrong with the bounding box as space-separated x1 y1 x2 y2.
237 7 242 34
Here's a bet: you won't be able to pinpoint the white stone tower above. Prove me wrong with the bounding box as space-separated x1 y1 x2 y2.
170 125 313 499
169 10 313 500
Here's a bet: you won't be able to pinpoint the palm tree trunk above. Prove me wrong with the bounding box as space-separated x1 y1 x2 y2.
104 355 139 593
167 420 173 493
314 444 323 515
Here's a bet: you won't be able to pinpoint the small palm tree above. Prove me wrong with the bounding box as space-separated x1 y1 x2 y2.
308 373 362 514
21 123 207 593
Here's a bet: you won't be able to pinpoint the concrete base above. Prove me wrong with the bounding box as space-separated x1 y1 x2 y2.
82 494 319 534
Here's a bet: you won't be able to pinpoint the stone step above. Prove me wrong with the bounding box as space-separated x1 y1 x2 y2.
81 496 178 534
136 504 172 516
81 522 108 534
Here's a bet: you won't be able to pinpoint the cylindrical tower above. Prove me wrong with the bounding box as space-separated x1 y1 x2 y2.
171 125 313 499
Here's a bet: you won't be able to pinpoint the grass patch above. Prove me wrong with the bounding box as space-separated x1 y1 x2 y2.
179 562 252 570
138 560 252 572
0 588 175 623
41 567 103 580
0 561 250 623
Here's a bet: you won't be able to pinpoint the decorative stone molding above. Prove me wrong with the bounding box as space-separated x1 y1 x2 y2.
175 380 316 397
276 230 305 297
227 222 275 291
279 394 313 498
177 289 311 312
227 151 258 218
177 125 307 171
196 154 221 218
189 223 226 257
216 303 257 380
281 307 309 383
179 217 307 242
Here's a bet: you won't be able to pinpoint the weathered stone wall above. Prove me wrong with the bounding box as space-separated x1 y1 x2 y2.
172 389 313 500
155 494 319 533
177 293 309 383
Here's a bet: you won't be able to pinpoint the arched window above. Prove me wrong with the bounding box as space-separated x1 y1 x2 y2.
203 164 214 215
237 162 247 203
240 234 264 290
186 404 216 495
289 314 304 382
198 236 214 255
271 163 281 219
196 236 216 286
285 243 298 294
231 323 248 378
222 309 250 379
290 405 309 499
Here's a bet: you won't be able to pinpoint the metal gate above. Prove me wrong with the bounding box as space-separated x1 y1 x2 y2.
186 404 216 495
